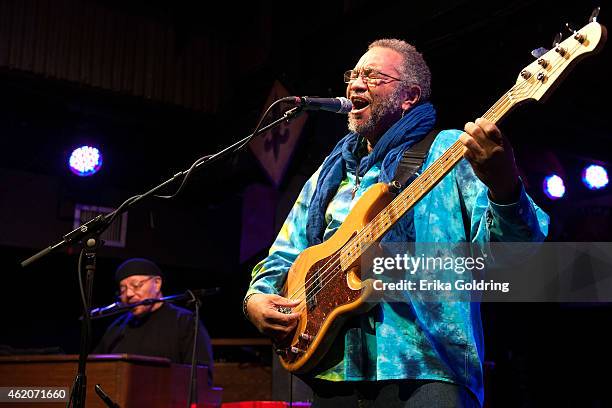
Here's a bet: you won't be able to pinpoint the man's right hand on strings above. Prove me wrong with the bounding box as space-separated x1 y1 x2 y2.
246 294 301 343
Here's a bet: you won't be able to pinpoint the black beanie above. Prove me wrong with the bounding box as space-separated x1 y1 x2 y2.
115 258 164 283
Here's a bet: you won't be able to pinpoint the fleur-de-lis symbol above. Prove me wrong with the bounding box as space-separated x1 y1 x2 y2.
264 92 290 160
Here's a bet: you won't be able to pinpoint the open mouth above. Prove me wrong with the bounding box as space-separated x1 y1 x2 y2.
350 96 370 113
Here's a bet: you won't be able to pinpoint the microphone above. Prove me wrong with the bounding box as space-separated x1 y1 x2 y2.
89 301 121 319
283 96 352 114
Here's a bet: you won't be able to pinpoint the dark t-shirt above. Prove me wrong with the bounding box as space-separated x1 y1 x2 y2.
93 303 213 380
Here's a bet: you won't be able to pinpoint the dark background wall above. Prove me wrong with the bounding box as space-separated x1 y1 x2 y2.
1 0 611 406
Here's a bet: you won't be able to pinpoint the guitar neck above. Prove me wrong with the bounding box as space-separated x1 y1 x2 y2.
339 87 519 269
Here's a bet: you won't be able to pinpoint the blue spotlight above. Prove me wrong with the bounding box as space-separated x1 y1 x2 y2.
69 146 103 177
582 164 608 190
543 174 565 199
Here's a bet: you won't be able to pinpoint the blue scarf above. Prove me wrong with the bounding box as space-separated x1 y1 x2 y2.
306 102 437 246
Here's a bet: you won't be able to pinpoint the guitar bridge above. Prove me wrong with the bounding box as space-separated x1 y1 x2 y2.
290 346 305 355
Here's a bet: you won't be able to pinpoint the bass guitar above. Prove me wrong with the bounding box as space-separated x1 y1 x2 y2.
277 17 606 374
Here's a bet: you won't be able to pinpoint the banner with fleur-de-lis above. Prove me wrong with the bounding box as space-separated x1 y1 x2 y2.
249 80 308 187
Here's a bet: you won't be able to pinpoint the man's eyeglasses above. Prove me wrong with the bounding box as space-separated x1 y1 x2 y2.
119 276 154 295
343 68 402 86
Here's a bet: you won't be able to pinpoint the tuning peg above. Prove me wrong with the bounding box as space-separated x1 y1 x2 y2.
566 22 586 43
589 6 600 23
552 32 563 48
531 47 549 58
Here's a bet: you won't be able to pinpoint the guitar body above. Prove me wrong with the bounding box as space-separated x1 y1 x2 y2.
279 182 394 374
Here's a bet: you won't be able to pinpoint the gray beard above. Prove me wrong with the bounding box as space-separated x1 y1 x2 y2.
348 88 404 138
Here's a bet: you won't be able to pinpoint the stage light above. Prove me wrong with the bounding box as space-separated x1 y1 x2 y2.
582 164 608 190
69 146 103 177
543 174 565 199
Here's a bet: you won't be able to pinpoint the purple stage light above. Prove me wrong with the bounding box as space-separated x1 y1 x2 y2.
582 164 608 190
69 146 103 177
543 174 565 200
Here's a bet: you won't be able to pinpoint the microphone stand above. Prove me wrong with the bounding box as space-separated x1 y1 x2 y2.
21 104 305 269
20 103 305 408
186 290 201 408
94 384 120 408
68 235 100 408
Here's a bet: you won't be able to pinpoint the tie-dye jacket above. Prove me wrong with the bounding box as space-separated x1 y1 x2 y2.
246 129 549 405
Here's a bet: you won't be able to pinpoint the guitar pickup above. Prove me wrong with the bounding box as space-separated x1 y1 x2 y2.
306 267 321 311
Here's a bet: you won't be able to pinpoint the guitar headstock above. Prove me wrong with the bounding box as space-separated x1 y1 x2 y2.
510 19 607 105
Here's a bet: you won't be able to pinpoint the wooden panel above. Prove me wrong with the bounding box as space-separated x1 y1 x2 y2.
0 354 221 408
214 362 272 402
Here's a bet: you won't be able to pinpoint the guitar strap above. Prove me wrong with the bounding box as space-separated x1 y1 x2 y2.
392 128 439 189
